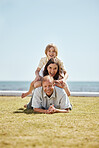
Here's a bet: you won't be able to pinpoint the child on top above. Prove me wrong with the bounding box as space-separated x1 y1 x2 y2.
21 43 69 98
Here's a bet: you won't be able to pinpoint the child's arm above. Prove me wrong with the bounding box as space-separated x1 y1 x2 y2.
63 70 68 81
34 57 46 81
35 67 41 77
34 67 42 82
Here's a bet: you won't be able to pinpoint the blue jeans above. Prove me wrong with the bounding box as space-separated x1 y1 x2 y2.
27 92 34 109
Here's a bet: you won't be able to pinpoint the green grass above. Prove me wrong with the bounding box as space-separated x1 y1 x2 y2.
0 96 99 148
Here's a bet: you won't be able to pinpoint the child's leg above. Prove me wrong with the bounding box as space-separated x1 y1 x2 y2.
21 81 34 98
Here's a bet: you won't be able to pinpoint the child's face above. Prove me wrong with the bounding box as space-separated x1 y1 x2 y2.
47 47 57 59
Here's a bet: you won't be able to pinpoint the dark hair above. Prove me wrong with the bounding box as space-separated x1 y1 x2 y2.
43 58 59 80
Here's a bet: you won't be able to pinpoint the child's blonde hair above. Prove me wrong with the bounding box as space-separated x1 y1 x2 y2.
45 43 58 56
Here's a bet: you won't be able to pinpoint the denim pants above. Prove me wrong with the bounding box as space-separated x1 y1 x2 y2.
27 92 34 109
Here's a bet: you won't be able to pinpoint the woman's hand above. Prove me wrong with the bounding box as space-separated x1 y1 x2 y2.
54 79 66 88
54 80 70 96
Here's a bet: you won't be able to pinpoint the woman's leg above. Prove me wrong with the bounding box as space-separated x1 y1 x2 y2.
34 81 42 88
24 92 34 109
24 81 42 109
21 81 34 98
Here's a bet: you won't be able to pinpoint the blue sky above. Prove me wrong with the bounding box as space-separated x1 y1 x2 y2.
0 0 99 81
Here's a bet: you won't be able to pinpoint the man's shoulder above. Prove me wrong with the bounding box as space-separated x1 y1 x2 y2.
34 87 42 94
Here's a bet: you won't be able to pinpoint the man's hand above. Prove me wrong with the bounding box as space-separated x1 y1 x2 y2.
48 105 56 114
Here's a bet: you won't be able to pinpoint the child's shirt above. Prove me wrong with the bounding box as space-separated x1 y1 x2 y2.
38 57 48 69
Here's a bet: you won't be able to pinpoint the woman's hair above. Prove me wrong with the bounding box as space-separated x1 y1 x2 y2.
45 43 58 56
43 58 59 80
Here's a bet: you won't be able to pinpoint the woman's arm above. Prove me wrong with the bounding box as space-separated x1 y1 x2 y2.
54 80 70 96
63 83 70 96
63 70 68 81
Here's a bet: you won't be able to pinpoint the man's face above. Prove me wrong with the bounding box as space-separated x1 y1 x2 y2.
42 80 54 97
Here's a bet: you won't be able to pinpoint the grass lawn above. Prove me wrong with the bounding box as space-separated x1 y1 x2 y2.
0 96 99 148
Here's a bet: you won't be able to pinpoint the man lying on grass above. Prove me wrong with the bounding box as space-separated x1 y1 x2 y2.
32 75 72 114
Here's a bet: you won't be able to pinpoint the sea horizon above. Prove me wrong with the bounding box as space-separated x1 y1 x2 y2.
0 81 99 92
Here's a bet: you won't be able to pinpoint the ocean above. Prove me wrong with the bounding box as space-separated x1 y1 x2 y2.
0 81 99 92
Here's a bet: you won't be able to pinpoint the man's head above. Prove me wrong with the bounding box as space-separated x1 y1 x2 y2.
42 75 55 97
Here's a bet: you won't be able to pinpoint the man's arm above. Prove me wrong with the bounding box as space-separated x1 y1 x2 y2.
32 87 55 114
59 90 72 110
48 105 69 113
34 106 69 114
55 87 72 110
33 108 52 114
55 108 69 113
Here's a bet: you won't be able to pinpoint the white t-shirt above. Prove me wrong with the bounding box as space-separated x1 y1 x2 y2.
39 66 45 77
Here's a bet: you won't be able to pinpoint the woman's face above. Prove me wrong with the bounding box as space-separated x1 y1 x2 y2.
47 63 58 77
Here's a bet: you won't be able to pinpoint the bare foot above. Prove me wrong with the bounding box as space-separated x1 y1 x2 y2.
21 92 28 98
24 104 27 108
